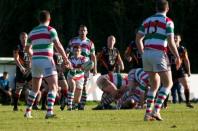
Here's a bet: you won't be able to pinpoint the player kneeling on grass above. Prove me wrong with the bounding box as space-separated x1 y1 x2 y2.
94 72 128 110
67 45 93 110
116 68 149 109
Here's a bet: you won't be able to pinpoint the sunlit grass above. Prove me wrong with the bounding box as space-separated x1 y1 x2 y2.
0 103 197 131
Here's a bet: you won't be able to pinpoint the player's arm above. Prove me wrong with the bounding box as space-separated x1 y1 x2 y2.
136 23 145 55
117 53 124 71
90 42 97 75
50 28 72 69
124 46 132 62
167 36 181 70
13 49 26 74
91 53 97 75
136 33 144 55
65 40 72 58
166 20 181 69
97 49 108 70
183 50 191 76
53 39 72 69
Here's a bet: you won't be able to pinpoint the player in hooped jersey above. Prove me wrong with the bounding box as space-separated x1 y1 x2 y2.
96 73 128 109
136 0 181 121
67 45 89 110
66 25 97 110
117 68 149 109
53 52 69 110
24 10 71 119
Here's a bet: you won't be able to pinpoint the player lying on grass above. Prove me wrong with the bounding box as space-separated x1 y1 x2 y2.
116 68 149 109
93 72 128 110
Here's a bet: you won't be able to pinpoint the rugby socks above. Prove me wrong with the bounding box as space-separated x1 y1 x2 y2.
184 89 190 103
47 91 56 115
67 91 74 109
26 91 37 114
13 93 20 109
101 93 114 105
80 74 88 109
146 90 155 115
62 89 68 104
154 87 170 113
80 90 87 108
41 91 47 110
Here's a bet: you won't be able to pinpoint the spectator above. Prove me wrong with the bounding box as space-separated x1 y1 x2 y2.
171 81 183 103
0 72 12 105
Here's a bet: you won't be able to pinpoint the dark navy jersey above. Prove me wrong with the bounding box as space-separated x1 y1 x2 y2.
14 44 30 68
53 53 64 74
124 41 142 69
53 53 63 65
168 45 187 72
98 46 120 74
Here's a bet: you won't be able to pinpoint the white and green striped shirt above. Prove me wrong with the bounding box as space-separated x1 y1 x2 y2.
138 12 174 51
27 24 58 60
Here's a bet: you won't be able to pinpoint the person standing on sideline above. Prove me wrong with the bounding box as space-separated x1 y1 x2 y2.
66 25 97 110
136 0 181 121
0 72 12 105
24 10 71 119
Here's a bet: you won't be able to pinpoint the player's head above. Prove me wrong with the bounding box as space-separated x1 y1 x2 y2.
19 32 28 46
107 35 116 49
39 10 51 25
73 45 81 56
155 0 169 13
78 25 88 39
174 34 181 47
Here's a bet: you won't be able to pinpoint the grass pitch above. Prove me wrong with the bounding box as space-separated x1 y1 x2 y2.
0 103 197 131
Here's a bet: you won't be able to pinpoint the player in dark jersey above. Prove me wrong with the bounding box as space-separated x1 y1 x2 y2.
124 40 142 70
168 34 193 108
98 35 124 75
13 32 32 111
53 52 69 111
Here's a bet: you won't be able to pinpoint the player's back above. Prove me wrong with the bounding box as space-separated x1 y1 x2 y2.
140 13 174 51
28 25 55 59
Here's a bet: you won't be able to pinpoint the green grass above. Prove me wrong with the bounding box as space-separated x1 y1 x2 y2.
0 103 197 131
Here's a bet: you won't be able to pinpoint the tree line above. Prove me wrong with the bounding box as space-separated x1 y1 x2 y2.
0 0 197 72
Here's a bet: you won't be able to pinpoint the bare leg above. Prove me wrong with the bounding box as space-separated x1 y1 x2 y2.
178 76 193 108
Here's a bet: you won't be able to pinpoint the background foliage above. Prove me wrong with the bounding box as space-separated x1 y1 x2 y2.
0 0 198 72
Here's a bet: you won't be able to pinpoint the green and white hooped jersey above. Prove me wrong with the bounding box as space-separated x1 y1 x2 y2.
138 12 174 52
67 37 95 60
107 73 128 89
67 55 88 80
131 85 146 103
134 68 149 87
27 24 58 60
